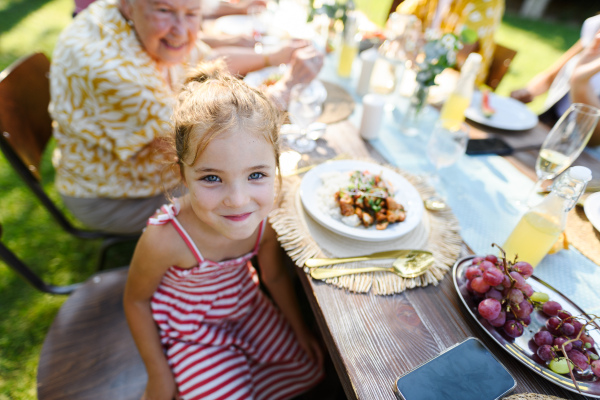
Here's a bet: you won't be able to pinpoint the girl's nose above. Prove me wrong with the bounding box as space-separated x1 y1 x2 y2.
224 184 249 208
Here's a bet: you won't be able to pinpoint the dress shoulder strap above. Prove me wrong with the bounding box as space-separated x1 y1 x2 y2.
147 200 204 263
251 219 267 255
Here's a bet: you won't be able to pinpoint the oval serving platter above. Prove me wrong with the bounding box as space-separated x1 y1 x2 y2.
453 255 600 397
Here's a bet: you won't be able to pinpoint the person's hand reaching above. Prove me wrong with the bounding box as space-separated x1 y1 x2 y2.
266 44 324 110
510 88 534 104
285 45 324 87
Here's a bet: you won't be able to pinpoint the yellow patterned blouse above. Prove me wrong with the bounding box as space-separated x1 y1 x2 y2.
49 0 210 198
397 0 505 85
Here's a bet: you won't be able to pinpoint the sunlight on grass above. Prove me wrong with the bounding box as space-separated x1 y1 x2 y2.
0 0 71 70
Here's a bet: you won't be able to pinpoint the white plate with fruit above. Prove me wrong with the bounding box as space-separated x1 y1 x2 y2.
453 253 600 397
465 90 538 131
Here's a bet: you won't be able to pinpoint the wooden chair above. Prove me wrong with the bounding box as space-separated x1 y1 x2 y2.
0 53 139 269
0 223 146 399
485 43 517 91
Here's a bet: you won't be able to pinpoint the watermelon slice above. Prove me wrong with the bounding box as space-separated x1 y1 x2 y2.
481 89 496 118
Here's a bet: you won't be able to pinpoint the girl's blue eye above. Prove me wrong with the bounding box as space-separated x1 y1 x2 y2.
202 175 220 182
249 172 264 180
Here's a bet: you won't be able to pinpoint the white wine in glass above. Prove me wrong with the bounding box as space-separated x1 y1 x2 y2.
528 103 600 204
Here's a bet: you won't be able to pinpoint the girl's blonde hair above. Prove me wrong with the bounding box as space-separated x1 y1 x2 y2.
170 59 283 181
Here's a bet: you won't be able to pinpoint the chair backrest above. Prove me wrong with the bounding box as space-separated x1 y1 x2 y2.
485 43 517 91
0 222 80 294
0 52 52 182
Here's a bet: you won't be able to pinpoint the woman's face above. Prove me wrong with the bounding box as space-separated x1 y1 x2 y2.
121 0 201 66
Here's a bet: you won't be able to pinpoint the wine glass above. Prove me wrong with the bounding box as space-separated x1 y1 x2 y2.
526 103 600 205
425 119 470 197
288 82 325 153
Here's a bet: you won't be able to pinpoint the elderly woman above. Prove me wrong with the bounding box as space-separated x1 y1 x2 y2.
50 0 323 234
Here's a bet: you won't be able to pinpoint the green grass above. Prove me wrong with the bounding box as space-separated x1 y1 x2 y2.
0 1 584 398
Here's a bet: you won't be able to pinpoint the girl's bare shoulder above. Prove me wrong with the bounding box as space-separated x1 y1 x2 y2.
134 222 192 268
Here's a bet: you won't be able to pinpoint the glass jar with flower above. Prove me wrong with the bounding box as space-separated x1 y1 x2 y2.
400 32 463 136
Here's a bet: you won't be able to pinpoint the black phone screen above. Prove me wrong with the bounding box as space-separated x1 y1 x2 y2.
466 138 514 156
394 338 516 400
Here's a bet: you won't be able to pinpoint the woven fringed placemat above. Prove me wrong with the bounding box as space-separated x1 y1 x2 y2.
503 394 566 400
269 163 462 295
317 81 355 125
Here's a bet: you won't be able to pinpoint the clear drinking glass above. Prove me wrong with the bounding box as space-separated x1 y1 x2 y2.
288 82 325 153
526 103 600 205
426 120 470 197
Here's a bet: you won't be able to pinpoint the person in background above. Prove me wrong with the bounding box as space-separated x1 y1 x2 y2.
570 33 600 146
510 14 600 145
396 0 505 85
74 0 266 17
123 60 324 400
50 0 323 234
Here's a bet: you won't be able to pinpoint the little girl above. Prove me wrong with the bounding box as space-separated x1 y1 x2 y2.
124 61 324 400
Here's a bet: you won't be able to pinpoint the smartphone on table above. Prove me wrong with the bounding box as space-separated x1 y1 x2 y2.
466 138 514 156
393 337 516 400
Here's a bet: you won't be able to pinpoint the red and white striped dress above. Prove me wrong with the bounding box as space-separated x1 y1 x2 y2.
148 202 323 400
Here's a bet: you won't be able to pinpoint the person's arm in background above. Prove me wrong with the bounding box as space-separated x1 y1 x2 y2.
211 39 310 76
571 33 600 146
511 40 583 103
198 32 255 48
203 0 266 18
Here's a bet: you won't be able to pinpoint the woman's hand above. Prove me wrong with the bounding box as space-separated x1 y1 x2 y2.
268 39 311 66
510 88 534 103
283 45 324 86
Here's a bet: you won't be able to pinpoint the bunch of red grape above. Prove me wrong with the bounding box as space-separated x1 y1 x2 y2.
533 300 600 377
464 252 600 379
465 254 534 339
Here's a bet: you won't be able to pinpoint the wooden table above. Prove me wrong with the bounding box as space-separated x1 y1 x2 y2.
291 118 600 400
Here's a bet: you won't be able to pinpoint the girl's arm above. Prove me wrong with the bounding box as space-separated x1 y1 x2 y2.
256 223 323 366
124 225 178 400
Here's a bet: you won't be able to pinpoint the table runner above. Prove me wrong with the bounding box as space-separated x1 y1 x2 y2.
269 165 462 295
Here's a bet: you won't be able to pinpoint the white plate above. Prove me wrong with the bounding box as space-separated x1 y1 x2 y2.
584 191 600 232
244 67 328 103
244 65 287 87
213 15 254 36
299 160 424 241
465 91 538 131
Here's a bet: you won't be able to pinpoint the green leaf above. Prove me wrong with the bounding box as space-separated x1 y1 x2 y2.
460 27 478 45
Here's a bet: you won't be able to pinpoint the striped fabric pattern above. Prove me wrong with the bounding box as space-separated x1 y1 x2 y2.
149 203 323 400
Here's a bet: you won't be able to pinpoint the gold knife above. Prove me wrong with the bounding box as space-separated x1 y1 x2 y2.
304 249 430 268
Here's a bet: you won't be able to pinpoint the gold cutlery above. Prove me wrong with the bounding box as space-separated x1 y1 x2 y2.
309 250 434 280
424 196 447 211
304 249 428 268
